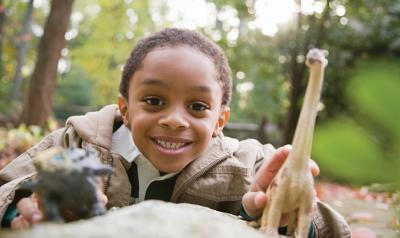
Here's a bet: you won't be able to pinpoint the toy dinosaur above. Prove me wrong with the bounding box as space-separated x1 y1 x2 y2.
23 146 113 222
259 49 328 237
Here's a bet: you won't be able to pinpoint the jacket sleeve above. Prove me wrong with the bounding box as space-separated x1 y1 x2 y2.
0 128 65 222
312 201 351 238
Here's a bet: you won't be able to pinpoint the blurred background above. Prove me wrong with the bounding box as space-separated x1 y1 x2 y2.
0 0 399 190
0 0 399 235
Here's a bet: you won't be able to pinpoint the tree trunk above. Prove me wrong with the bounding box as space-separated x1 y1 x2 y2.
282 0 331 144
0 0 5 77
21 0 74 127
258 117 268 144
10 0 33 101
283 2 305 144
315 0 331 48
284 46 308 144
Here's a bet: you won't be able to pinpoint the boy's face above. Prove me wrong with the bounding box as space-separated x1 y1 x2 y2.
119 46 230 173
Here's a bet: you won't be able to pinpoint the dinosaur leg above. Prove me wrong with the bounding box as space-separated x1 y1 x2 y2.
285 210 298 236
266 189 286 236
260 200 271 230
295 198 312 238
260 181 279 233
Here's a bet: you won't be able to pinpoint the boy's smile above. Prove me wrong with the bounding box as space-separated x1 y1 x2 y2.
119 46 229 173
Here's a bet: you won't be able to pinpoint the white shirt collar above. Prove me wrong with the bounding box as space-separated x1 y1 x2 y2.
111 124 140 163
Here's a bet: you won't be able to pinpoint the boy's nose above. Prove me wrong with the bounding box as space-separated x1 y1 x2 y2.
158 108 189 130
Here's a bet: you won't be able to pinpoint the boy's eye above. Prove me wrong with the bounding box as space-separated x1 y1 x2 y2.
144 97 164 106
189 102 209 111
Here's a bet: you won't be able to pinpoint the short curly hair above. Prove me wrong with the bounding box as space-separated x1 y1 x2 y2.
120 28 232 106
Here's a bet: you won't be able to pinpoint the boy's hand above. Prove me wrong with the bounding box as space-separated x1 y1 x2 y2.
11 188 108 229
11 193 42 229
241 145 320 219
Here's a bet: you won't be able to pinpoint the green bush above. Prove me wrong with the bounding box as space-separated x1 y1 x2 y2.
313 57 400 186
53 65 94 120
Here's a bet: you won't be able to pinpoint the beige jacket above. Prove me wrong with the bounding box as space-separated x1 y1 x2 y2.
0 105 350 237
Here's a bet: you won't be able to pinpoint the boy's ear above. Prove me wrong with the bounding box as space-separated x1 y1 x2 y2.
118 95 130 127
213 106 230 137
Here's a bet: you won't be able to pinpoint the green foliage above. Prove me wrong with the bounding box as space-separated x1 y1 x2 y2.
53 64 94 120
314 118 399 184
350 58 400 139
55 64 93 106
0 80 11 112
225 37 287 125
4 124 43 153
313 57 400 185
0 0 48 114
344 0 400 52
70 0 155 106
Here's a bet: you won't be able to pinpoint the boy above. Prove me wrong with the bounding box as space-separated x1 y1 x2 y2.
0 28 350 237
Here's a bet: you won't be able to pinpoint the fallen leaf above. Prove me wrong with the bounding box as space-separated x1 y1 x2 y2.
351 227 377 238
349 212 374 223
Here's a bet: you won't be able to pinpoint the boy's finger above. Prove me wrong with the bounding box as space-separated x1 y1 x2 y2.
252 145 292 192
242 191 267 218
11 216 30 230
16 197 42 223
310 159 320 177
97 189 108 206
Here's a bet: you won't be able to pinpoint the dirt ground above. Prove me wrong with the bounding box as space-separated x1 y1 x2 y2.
317 182 400 238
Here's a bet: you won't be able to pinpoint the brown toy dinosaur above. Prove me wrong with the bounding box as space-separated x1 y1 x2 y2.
259 48 328 237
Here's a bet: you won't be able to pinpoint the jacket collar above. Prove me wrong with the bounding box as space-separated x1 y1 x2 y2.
66 104 121 150
171 133 239 201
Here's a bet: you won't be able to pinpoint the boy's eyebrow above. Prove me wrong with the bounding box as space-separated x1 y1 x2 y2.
142 78 212 92
141 78 165 86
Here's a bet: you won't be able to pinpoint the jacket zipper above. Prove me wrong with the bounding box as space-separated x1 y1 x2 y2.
102 150 114 195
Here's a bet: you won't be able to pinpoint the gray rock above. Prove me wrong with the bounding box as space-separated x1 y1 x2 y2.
1 200 270 238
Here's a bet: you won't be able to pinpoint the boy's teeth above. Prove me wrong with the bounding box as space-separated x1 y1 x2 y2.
156 140 185 149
